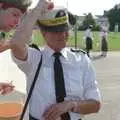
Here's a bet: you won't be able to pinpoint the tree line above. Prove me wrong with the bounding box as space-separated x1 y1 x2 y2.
70 3 120 31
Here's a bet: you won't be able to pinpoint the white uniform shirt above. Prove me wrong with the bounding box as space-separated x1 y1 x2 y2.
85 28 93 40
11 45 101 120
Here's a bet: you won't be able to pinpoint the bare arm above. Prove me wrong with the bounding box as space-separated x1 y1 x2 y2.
71 99 101 114
43 99 101 119
10 9 39 61
10 0 53 61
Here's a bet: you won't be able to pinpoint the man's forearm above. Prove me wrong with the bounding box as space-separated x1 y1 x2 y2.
10 9 40 60
10 0 49 60
11 9 39 46
11 0 50 46
70 99 101 115
9 0 52 60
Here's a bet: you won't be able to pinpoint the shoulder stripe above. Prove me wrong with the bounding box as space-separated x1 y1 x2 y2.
70 48 86 54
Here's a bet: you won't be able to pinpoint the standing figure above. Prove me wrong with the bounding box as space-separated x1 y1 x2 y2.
84 25 93 57
0 2 101 120
114 23 119 33
100 27 108 57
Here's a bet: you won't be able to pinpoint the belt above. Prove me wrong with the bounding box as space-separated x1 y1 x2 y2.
29 114 82 120
29 114 39 120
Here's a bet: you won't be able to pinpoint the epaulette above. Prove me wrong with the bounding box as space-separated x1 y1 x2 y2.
29 43 40 51
70 48 86 54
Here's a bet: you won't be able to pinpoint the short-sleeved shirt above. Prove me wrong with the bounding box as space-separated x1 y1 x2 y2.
85 28 93 39
11 45 101 120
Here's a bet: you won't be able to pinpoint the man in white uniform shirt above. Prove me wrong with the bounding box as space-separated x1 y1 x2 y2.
84 25 93 57
0 1 101 120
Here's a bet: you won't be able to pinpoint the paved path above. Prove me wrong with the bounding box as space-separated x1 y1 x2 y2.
85 52 120 120
0 50 120 120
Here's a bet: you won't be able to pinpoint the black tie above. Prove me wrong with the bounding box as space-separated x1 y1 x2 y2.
54 52 70 120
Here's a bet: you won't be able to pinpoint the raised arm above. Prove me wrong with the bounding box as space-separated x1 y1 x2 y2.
11 0 54 61
0 0 53 61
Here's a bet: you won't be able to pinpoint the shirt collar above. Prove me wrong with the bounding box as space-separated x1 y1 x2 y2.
43 45 68 59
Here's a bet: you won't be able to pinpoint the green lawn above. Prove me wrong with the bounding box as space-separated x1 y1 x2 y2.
7 31 120 51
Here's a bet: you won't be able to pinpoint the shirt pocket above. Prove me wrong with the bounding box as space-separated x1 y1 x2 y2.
68 69 84 99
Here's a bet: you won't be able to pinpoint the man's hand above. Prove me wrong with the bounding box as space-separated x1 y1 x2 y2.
36 0 54 16
28 0 54 11
0 82 15 95
43 101 74 120
0 40 10 52
28 0 54 18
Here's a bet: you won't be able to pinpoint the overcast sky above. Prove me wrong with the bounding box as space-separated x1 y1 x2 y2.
54 0 120 16
32 0 120 16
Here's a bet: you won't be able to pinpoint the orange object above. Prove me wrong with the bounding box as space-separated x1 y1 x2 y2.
0 102 23 120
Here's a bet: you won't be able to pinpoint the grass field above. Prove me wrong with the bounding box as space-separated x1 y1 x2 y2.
7 31 120 51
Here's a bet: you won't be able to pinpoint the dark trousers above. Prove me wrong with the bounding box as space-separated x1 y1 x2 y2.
85 37 93 57
101 37 108 52
86 37 93 50
29 114 82 120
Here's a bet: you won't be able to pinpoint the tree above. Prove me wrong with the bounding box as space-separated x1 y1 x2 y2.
82 13 96 29
106 5 120 31
68 12 76 26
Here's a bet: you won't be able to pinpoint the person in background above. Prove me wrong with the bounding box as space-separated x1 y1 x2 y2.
0 2 101 120
0 0 31 94
84 25 93 57
100 26 108 57
114 23 119 33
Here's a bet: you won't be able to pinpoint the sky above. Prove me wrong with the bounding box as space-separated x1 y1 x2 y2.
53 0 120 16
31 0 120 16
